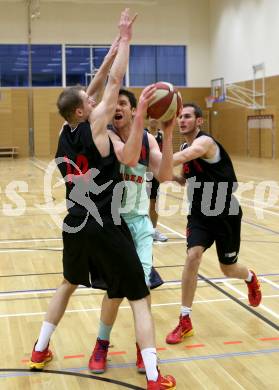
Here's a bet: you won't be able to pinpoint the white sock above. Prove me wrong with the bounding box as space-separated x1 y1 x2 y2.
141 347 158 381
245 270 253 283
181 306 191 317
35 321 56 351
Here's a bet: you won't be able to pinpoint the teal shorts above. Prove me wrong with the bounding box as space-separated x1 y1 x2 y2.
123 215 154 286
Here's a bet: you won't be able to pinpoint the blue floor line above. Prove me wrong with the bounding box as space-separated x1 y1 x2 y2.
0 347 278 379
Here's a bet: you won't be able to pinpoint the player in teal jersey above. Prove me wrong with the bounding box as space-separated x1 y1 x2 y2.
88 87 176 376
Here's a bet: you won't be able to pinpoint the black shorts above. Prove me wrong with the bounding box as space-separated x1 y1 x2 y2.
62 214 149 301
186 208 242 264
149 178 160 200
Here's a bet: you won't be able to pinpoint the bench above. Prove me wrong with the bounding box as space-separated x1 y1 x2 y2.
0 147 19 159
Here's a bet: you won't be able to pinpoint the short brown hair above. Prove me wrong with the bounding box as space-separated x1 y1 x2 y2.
183 103 203 118
119 88 137 109
57 86 85 121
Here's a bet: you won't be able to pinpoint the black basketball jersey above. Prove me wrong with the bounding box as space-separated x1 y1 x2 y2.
110 125 150 167
55 121 122 218
138 130 150 166
155 130 163 152
180 131 238 216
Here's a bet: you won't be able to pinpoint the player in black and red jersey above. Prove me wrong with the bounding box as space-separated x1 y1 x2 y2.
166 103 262 345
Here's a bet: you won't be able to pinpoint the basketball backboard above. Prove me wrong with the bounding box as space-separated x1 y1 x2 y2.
211 78 226 102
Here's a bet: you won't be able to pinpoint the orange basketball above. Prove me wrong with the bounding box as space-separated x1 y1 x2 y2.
147 82 182 121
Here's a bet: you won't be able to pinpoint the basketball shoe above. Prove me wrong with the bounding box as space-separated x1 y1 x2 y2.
153 230 168 242
136 343 145 373
149 267 164 290
88 338 109 374
147 371 176 390
29 343 53 370
246 270 262 307
166 314 194 344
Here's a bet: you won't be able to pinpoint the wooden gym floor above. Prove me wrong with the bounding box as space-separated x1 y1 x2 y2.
0 156 278 389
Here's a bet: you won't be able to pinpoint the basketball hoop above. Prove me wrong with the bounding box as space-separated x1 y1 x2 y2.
205 96 215 109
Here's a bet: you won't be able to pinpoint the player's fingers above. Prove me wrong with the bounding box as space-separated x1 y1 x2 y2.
119 8 127 24
142 84 156 94
145 88 156 101
130 13 138 25
123 8 129 21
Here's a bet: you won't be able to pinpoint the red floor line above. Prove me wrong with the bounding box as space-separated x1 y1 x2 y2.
23 337 278 362
184 344 205 349
64 354 85 359
259 337 279 341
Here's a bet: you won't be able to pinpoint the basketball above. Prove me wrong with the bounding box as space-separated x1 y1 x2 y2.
147 82 182 122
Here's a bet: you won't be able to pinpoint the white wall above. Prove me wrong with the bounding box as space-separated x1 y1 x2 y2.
0 0 210 87
210 0 279 83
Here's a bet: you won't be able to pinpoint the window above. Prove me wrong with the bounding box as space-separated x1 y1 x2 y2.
129 45 186 87
31 45 62 86
66 46 109 86
66 47 90 86
129 46 156 86
0 44 186 88
0 45 28 87
92 47 109 69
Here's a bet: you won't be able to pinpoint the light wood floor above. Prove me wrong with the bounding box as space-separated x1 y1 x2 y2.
0 156 278 389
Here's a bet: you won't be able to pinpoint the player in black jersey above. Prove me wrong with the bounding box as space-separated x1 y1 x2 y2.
88 88 175 382
29 10 176 389
147 118 168 242
166 103 262 345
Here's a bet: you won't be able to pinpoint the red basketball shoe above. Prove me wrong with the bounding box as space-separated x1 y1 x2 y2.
88 338 109 374
166 314 194 344
246 270 262 307
29 343 53 370
147 371 176 390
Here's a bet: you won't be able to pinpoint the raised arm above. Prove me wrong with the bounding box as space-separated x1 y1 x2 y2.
173 135 215 167
90 9 137 132
108 84 156 166
86 35 120 102
148 116 176 183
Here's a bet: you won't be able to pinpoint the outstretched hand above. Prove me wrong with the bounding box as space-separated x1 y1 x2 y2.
118 8 138 42
137 84 156 118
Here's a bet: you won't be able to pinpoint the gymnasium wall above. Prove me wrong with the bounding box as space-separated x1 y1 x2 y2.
209 0 279 158
0 0 210 87
210 75 279 159
2 77 279 158
210 0 279 82
1 0 279 159
0 0 211 158
0 89 29 157
0 86 210 158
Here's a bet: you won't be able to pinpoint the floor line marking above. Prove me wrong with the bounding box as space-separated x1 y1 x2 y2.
2 348 279 380
260 277 279 290
64 354 85 359
223 281 279 320
259 337 279 341
0 295 278 319
157 222 185 238
0 238 61 244
157 221 279 328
